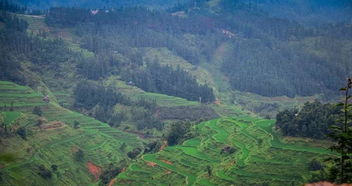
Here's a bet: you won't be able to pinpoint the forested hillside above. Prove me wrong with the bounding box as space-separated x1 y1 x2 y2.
0 0 351 185
42 2 352 98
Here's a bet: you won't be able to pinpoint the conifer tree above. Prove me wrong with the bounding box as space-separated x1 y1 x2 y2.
328 78 352 183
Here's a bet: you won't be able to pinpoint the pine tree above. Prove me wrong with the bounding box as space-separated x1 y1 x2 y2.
328 78 352 183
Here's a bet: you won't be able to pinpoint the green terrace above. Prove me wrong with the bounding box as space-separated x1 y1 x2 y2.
0 81 143 185
116 118 334 186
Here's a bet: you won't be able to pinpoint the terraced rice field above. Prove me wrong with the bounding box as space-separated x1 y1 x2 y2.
116 118 334 185
0 81 143 185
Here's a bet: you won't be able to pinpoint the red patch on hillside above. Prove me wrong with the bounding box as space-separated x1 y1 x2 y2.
40 121 65 130
146 162 157 167
86 161 102 181
160 159 173 165
108 178 117 186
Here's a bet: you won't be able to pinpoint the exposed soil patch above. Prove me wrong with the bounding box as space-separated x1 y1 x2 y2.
108 178 117 186
40 121 65 130
86 161 102 181
160 159 173 165
146 161 157 167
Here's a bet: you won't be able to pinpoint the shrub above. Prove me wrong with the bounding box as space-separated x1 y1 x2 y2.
16 127 27 140
32 106 43 116
37 165 52 179
309 159 323 171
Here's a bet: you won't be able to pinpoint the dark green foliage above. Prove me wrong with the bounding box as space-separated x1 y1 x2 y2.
144 141 162 154
51 164 58 172
37 165 52 179
158 105 218 121
77 54 120 80
276 101 340 139
74 81 164 130
135 117 163 131
32 106 42 116
0 12 72 85
166 121 192 146
74 149 84 162
220 146 236 155
16 127 27 140
45 7 90 27
100 164 123 185
73 120 80 129
308 159 323 171
206 165 212 177
44 6 352 98
127 63 215 103
73 81 126 110
327 78 352 183
127 148 142 159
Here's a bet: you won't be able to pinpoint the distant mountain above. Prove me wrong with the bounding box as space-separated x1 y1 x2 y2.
12 0 189 9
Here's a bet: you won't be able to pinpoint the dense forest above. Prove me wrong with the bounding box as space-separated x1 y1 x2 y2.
126 63 215 103
276 101 340 139
43 5 352 98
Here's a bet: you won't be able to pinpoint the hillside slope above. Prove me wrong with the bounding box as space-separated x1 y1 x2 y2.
0 81 143 185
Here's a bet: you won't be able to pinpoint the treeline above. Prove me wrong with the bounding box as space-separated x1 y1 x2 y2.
275 101 340 139
73 81 128 109
125 63 215 103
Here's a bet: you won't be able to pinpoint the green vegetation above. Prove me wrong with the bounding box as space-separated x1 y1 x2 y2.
327 78 352 183
276 101 340 139
0 81 143 185
1 1 350 185
117 117 334 185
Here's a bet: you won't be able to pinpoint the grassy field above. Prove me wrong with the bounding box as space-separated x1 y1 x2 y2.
116 117 334 185
0 81 143 185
